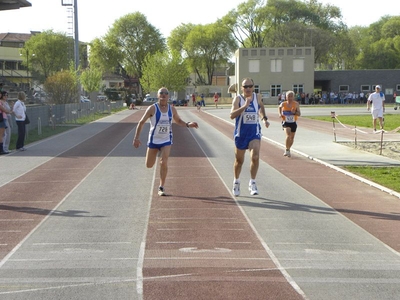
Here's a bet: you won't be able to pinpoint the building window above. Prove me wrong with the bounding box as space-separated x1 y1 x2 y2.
5 61 17 70
269 49 275 56
251 49 258 56
242 49 249 57
292 84 304 93
260 49 266 56
287 49 293 55
339 85 349 92
293 59 304 72
296 49 302 55
270 59 282 72
0 61 3 70
270 84 282 97
249 60 260 73
396 84 400 91
254 85 260 94
305 48 312 55
360 85 370 92
278 49 284 56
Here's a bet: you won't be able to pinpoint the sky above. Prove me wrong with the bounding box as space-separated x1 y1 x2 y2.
0 0 398 43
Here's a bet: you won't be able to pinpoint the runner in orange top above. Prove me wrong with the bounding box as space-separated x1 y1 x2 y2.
278 90 301 157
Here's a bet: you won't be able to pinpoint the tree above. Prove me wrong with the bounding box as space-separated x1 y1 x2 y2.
220 0 271 48
89 12 165 82
22 30 72 81
141 51 189 94
349 16 400 69
80 68 103 94
44 69 78 104
169 23 237 85
220 0 350 67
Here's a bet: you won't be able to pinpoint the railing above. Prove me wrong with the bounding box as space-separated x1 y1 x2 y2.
10 100 125 135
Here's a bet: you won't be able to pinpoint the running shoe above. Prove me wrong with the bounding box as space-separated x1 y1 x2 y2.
232 182 240 196
249 182 258 195
158 186 166 196
283 150 291 157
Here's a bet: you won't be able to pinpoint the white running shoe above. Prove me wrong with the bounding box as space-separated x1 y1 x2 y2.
249 182 258 195
283 150 291 157
158 186 166 196
233 182 240 196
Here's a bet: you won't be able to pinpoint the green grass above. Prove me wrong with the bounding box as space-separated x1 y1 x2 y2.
343 166 400 193
307 114 399 132
307 114 400 193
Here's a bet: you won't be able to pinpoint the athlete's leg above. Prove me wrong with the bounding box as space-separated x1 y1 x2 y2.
159 145 171 188
145 148 159 168
248 139 261 180
234 147 246 180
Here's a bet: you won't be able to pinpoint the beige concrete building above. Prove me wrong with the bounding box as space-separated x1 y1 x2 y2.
233 47 315 104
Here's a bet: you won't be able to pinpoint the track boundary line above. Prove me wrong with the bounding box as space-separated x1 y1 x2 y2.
0 124 136 270
203 111 400 200
185 122 308 300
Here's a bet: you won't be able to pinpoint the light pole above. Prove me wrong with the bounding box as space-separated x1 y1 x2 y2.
61 0 79 71
26 49 30 89
20 50 32 90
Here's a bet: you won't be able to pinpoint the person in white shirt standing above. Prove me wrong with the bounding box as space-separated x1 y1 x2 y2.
12 91 28 151
367 85 385 132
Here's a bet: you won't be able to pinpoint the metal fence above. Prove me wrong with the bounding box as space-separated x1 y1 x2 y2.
11 100 125 134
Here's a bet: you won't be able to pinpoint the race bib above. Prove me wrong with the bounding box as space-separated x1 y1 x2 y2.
285 115 295 123
157 125 170 134
243 112 258 124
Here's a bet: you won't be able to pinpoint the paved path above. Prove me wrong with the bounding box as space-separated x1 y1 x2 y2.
0 107 399 300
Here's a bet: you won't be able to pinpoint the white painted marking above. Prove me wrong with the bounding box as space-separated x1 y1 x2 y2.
179 247 232 253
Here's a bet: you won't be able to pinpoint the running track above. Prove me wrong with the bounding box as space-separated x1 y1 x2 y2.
0 108 399 300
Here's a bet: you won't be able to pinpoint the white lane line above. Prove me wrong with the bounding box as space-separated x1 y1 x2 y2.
157 228 244 231
156 241 252 244
186 120 309 300
136 164 157 299
31 242 132 246
0 133 132 270
0 278 138 295
0 219 35 222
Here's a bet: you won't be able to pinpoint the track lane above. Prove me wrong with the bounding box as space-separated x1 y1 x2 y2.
142 123 305 300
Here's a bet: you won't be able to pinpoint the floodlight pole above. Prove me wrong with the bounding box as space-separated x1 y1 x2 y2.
61 0 79 71
73 0 79 72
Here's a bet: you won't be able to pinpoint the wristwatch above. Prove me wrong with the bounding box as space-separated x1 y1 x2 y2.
262 116 268 121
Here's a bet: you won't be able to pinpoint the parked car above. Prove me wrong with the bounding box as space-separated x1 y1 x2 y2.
80 96 91 103
143 97 158 103
176 99 187 106
97 95 107 101
33 91 47 103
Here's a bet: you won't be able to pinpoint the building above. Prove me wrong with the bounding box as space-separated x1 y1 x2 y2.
233 47 315 104
0 32 33 99
315 70 400 102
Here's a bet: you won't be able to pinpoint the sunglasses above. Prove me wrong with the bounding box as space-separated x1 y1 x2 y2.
159 91 169 95
242 85 254 89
